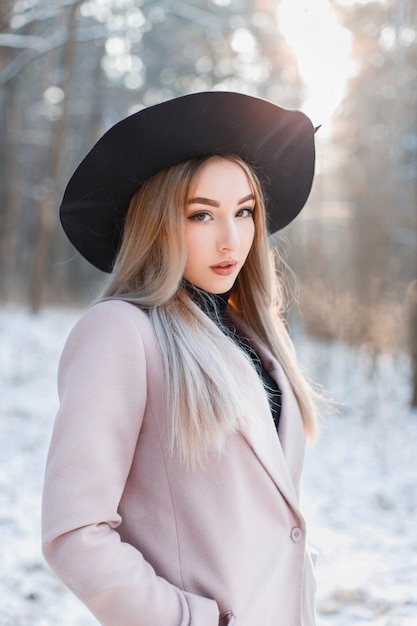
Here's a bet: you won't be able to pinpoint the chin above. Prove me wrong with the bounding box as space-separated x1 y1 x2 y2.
184 272 237 294
207 278 236 294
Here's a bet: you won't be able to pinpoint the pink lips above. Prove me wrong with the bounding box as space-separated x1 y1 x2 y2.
210 260 238 276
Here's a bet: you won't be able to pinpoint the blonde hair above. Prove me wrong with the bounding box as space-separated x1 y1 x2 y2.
101 155 318 467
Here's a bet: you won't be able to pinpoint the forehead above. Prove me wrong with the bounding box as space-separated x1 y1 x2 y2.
191 158 252 193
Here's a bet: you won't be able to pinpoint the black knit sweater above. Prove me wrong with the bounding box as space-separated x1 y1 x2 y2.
184 282 282 431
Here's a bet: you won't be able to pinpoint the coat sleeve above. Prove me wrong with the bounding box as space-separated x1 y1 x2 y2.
42 301 220 626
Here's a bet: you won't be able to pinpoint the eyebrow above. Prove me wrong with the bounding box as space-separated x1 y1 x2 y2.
188 193 255 207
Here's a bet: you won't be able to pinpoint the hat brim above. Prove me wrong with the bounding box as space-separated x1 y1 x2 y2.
60 91 316 272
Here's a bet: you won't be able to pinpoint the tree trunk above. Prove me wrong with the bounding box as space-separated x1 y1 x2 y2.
29 0 83 312
0 3 20 301
0 83 21 301
408 278 417 407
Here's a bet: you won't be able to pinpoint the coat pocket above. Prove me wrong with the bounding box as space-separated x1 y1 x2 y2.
219 611 236 625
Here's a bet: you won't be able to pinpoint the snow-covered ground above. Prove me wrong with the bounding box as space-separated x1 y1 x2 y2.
0 306 416 625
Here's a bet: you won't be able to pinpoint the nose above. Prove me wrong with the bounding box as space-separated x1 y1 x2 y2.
217 219 239 251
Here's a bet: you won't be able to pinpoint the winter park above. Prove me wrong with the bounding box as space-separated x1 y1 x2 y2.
1 1 417 625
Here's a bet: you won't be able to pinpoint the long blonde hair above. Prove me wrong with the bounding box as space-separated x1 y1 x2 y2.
101 155 318 467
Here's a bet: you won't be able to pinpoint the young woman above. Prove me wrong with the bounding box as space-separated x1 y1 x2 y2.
42 91 319 626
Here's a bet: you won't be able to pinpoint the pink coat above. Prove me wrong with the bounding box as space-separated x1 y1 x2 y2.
42 300 317 626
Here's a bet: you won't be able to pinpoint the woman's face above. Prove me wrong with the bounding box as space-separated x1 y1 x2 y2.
183 158 255 294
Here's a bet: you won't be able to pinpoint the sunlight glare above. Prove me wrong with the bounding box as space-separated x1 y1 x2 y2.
277 0 352 129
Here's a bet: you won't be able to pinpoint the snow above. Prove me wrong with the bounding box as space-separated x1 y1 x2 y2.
1 306 416 625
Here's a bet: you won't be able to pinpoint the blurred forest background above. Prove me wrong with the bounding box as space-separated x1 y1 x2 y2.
0 0 416 404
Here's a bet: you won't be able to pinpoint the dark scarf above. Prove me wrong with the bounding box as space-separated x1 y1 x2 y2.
183 281 281 431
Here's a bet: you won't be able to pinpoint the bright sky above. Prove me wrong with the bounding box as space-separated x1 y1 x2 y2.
277 0 353 131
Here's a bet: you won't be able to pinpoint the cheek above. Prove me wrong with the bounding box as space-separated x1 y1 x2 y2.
183 227 205 275
184 227 201 258
244 221 255 255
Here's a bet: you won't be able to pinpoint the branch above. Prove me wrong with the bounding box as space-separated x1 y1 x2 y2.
0 0 227 87
0 32 51 50
0 24 109 86
169 1 224 27
7 0 85 31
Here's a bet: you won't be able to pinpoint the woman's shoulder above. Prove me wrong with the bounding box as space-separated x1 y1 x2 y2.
86 299 150 326
75 299 150 330
64 299 155 356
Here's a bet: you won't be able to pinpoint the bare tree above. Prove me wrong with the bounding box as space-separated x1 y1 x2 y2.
0 0 14 33
29 0 83 311
409 280 417 406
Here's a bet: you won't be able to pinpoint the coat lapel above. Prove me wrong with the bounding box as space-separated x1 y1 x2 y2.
227 309 306 515
249 335 306 492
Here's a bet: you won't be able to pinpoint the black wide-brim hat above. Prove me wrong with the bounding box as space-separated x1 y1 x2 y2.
60 91 316 272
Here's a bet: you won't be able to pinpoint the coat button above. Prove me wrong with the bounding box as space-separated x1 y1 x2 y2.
290 526 303 543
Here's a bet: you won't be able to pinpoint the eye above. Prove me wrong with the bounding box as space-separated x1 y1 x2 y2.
236 207 255 218
188 211 212 223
